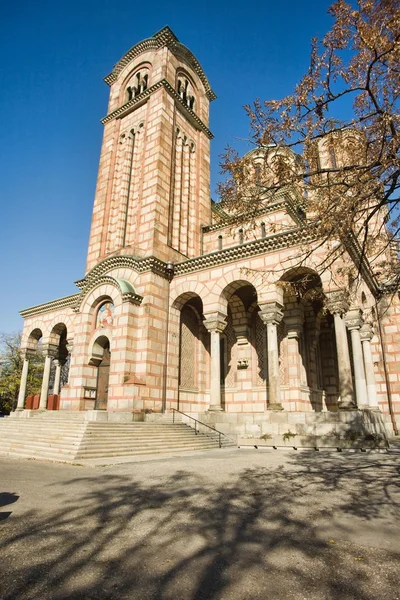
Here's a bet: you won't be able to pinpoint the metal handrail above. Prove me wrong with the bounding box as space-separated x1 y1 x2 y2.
172 408 227 448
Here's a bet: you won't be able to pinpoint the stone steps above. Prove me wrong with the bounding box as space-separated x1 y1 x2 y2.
0 415 234 461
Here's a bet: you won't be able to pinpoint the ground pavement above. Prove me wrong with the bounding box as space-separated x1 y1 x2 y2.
0 448 400 600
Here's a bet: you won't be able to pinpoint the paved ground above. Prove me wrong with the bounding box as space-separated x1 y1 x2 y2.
0 449 400 600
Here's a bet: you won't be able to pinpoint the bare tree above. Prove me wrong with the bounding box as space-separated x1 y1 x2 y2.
219 0 400 290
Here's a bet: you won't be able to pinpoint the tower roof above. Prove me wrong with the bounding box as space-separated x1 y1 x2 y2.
104 26 216 101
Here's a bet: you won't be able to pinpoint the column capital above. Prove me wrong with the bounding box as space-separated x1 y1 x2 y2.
325 291 349 316
66 339 74 355
203 311 227 333
53 357 67 368
360 322 374 342
344 308 364 331
42 344 59 358
259 302 284 326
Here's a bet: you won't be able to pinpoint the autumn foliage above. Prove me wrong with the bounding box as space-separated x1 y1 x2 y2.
219 0 400 287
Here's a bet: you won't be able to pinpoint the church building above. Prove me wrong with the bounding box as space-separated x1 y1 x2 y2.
16 27 400 441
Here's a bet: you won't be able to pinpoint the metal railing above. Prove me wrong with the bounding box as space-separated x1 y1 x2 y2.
172 408 228 448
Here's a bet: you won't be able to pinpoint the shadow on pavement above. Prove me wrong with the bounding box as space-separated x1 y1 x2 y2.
0 452 399 599
0 492 19 522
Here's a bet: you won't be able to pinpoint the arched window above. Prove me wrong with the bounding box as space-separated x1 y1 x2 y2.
254 163 262 185
328 145 337 169
125 69 149 103
177 76 195 111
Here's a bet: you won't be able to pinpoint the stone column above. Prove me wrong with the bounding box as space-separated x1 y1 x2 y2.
259 302 284 410
53 359 63 396
326 293 355 409
204 312 227 411
39 345 58 410
285 306 305 388
16 352 30 410
345 309 368 408
360 323 379 409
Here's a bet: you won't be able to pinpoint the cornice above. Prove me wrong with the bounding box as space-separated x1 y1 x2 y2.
76 255 170 293
204 201 286 233
380 281 400 295
342 232 380 297
175 226 319 276
19 294 81 319
101 78 213 139
204 188 306 233
104 26 216 101
75 275 143 311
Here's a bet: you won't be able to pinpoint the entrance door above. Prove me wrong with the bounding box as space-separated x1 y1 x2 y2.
95 345 110 410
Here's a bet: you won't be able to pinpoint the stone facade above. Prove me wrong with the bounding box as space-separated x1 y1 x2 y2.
17 27 400 439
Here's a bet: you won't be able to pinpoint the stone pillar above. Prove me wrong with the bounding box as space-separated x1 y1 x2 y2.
53 359 63 396
16 352 30 410
204 312 227 411
345 309 368 408
259 302 284 410
39 345 58 410
285 306 305 388
326 293 355 409
360 323 379 409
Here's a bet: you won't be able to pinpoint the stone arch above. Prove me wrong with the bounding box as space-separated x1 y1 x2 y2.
88 334 111 411
46 314 74 339
78 278 126 316
121 62 151 104
169 290 210 410
176 69 197 110
171 281 208 310
278 267 324 303
47 322 68 347
215 276 259 314
89 334 111 367
25 328 43 353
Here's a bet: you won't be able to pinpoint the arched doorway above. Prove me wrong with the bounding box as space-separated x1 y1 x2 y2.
90 335 111 410
174 293 209 412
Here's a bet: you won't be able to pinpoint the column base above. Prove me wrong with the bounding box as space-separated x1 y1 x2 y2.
208 405 224 412
268 403 284 411
338 402 358 410
15 407 25 412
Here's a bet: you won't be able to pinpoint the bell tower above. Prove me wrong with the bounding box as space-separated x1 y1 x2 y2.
86 27 216 272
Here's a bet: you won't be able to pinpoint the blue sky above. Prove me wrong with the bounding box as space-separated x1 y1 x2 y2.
0 0 333 333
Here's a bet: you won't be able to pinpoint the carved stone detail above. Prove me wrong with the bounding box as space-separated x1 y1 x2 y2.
344 308 364 331
259 302 284 326
203 312 227 333
360 322 374 342
325 291 349 316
